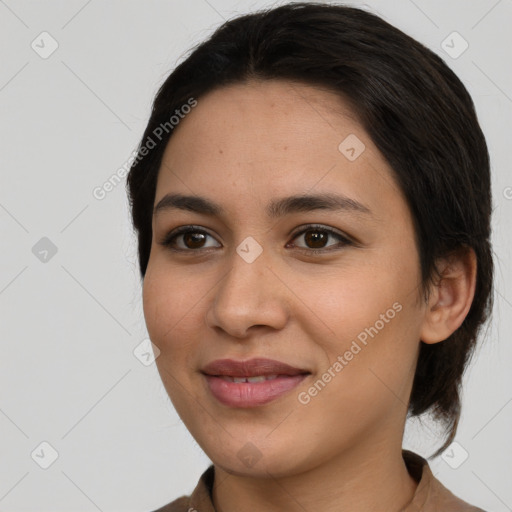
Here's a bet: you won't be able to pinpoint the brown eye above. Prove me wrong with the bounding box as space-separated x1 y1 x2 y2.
182 232 207 249
160 224 352 255
289 225 352 254
303 230 329 249
160 226 220 252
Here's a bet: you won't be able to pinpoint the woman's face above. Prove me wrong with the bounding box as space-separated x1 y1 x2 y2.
143 80 427 476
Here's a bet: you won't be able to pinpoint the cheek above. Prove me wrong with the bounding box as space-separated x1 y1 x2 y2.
142 265 207 369
142 271 167 344
298 307 420 448
143 262 190 334
299 260 409 341
142 270 201 409
297 256 421 397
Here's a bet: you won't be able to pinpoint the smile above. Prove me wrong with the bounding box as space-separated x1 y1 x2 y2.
203 373 309 407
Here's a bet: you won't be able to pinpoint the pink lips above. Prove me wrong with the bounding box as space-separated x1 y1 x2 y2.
201 358 310 408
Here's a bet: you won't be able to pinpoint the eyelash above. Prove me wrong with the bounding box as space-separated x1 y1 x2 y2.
158 224 353 255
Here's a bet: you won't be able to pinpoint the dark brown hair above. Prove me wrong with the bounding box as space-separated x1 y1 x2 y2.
126 2 494 458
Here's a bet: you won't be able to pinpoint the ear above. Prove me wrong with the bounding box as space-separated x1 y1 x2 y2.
420 247 477 344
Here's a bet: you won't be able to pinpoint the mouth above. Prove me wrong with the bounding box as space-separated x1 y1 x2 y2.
215 374 280 383
201 358 311 407
201 357 310 377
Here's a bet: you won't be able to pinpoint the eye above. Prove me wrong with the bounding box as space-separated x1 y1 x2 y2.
288 224 352 254
159 225 220 252
159 224 353 254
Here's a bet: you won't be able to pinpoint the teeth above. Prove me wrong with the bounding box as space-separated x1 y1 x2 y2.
220 374 279 383
246 376 267 383
233 377 248 383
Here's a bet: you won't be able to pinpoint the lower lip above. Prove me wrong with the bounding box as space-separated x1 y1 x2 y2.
204 374 309 407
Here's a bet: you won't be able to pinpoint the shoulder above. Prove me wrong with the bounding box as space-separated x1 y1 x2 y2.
150 495 191 512
402 450 488 512
150 465 215 512
430 475 488 512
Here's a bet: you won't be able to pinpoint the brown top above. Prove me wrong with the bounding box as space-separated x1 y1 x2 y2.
152 450 486 512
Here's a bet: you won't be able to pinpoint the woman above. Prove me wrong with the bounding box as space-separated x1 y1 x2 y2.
126 3 493 511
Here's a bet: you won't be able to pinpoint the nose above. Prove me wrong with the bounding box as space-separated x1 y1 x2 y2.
204 247 289 339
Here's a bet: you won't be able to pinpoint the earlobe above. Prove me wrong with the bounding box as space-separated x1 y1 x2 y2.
420 247 477 344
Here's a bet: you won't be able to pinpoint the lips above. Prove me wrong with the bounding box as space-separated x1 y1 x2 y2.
201 357 309 378
201 358 311 407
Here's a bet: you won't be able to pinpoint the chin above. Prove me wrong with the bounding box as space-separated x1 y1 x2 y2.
199 434 313 478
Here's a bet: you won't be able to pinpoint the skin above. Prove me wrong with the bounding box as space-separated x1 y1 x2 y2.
142 79 477 512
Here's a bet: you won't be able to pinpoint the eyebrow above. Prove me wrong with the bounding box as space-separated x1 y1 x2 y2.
153 192 372 219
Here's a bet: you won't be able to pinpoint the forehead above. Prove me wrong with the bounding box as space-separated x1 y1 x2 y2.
167 79 359 151
154 79 406 222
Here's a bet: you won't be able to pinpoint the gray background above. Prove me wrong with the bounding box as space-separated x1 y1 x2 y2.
0 0 510 511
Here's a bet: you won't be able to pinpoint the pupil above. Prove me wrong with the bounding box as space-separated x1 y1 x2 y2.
305 231 327 248
185 232 205 248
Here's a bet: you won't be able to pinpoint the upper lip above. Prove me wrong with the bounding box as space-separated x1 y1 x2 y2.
201 358 310 378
